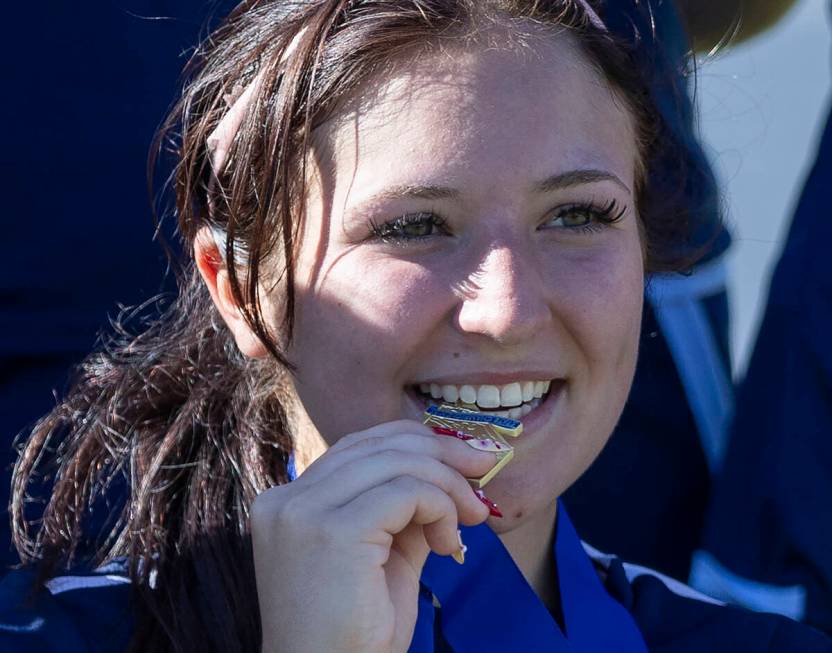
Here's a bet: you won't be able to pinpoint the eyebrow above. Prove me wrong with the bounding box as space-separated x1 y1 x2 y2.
533 169 631 195
355 168 630 209
365 184 460 203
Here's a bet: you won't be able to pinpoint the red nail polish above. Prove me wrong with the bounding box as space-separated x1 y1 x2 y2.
473 488 503 518
431 426 474 441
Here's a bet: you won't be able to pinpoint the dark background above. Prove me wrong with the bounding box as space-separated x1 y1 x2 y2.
0 0 237 566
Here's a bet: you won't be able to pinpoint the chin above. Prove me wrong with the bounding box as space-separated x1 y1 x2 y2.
481 466 564 531
480 425 609 532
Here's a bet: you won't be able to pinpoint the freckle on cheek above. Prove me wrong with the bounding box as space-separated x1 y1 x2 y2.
513 511 524 520
453 352 460 359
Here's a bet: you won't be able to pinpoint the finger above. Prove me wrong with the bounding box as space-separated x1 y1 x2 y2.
298 426 499 486
389 521 432 569
309 450 490 525
328 419 434 450
339 475 462 557
300 420 432 476
295 419 427 482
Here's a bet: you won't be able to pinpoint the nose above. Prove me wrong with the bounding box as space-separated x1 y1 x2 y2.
454 244 553 346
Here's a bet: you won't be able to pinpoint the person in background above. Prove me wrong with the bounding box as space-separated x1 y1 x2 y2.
689 0 832 634
0 0 237 568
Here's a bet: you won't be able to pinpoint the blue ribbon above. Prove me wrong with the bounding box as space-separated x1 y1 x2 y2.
412 502 648 652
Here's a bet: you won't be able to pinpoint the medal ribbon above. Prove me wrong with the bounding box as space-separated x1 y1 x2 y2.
413 502 648 652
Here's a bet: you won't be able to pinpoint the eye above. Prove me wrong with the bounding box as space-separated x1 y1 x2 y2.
369 212 449 244
542 199 626 233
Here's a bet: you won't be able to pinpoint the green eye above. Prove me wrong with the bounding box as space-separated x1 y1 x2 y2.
399 219 435 237
543 200 626 232
552 208 593 228
370 212 448 243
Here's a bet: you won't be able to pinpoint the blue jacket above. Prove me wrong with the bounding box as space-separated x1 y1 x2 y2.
1 541 829 651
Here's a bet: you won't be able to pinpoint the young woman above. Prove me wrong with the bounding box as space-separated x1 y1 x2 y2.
2 1 829 651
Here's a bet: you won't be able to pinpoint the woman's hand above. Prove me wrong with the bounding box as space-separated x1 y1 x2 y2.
252 419 496 653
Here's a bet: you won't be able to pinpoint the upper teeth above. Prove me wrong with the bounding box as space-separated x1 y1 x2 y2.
418 381 551 408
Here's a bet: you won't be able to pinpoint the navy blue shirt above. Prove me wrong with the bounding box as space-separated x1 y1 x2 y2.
1 548 828 651
695 101 832 633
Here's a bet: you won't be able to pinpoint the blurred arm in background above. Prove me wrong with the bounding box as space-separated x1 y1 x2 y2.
676 0 800 51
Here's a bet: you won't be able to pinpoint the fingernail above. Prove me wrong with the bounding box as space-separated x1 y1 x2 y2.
465 437 509 453
473 488 504 518
431 427 511 455
452 529 467 564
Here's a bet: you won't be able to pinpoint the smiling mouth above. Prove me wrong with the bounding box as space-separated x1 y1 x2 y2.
412 380 559 419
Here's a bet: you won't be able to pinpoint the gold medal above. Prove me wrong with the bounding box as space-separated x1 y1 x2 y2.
424 405 516 487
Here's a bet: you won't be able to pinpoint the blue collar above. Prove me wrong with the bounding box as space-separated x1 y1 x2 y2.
412 502 648 652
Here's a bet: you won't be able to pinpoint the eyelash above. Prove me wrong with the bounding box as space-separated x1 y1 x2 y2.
367 199 626 244
542 199 626 234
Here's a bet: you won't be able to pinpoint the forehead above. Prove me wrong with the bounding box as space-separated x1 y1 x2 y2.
313 31 638 205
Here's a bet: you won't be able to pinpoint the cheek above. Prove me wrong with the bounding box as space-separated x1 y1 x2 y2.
290 255 449 388
314 257 446 337
289 256 451 439
549 238 644 374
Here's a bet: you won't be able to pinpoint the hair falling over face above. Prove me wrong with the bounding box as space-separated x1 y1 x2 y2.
10 1 706 650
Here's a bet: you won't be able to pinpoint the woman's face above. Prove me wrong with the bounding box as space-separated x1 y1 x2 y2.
279 33 644 527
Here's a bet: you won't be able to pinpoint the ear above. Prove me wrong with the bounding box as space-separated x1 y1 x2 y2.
194 227 269 359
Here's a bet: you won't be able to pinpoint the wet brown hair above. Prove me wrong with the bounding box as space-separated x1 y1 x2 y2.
11 1 699 650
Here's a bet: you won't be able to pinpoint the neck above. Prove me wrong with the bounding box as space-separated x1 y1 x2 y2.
498 498 561 620
284 389 328 475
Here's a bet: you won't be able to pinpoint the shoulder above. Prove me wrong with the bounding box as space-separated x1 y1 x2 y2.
0 560 133 653
583 543 832 653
